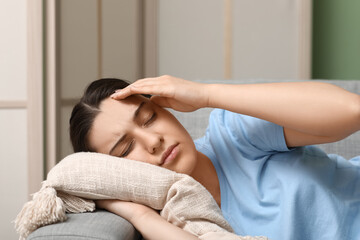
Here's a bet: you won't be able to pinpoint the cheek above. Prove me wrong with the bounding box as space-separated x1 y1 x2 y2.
125 145 148 163
158 113 189 136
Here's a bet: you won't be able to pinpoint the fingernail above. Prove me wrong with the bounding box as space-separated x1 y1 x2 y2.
110 92 119 98
112 89 123 97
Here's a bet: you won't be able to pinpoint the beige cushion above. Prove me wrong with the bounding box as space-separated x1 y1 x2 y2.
16 152 267 240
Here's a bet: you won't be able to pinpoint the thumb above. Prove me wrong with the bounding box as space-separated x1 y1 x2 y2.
150 96 172 108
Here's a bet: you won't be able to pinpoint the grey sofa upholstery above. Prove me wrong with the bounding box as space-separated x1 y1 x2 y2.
26 210 141 240
27 79 360 240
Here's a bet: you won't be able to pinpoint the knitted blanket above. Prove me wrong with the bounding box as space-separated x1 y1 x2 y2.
15 152 268 240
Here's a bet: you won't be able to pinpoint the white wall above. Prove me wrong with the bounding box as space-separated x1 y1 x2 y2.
158 0 309 80
158 0 224 80
0 0 28 239
0 0 27 100
232 0 299 79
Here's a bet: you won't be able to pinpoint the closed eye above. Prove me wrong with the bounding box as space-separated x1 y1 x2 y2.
144 113 157 126
119 140 134 157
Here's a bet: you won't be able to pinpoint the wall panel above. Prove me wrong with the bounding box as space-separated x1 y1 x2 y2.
232 0 298 79
0 109 27 239
0 0 29 239
102 0 142 81
60 105 74 159
158 0 224 80
57 0 98 162
59 0 99 100
0 0 27 100
57 0 142 161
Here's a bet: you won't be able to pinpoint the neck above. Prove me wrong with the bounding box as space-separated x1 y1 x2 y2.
190 151 221 207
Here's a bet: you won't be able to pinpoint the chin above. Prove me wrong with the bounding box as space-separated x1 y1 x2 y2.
180 154 198 175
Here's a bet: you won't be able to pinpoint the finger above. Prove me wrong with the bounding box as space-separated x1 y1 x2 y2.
150 96 172 108
110 85 141 99
135 75 170 84
111 84 173 100
110 75 176 99
133 77 160 83
131 78 169 90
131 75 174 89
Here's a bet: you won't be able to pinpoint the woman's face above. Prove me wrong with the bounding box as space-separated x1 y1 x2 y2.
88 95 198 175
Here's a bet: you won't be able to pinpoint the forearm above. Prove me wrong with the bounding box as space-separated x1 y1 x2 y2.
111 76 360 139
97 200 198 240
132 210 198 240
207 81 360 139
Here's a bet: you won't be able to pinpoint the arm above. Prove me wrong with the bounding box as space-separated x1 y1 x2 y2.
111 75 360 147
96 200 198 240
206 81 360 147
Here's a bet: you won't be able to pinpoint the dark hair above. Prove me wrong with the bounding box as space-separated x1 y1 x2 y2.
69 78 148 153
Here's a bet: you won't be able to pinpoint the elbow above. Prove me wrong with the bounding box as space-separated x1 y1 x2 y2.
333 93 360 141
347 93 360 134
354 94 360 131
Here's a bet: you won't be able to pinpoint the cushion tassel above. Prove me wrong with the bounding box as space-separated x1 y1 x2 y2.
14 183 67 240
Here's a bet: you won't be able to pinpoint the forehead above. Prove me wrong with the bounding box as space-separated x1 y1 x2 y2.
88 95 148 152
95 95 151 130
99 95 146 113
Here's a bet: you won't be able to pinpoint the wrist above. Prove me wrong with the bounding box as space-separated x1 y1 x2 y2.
127 209 161 230
204 83 219 108
127 204 158 225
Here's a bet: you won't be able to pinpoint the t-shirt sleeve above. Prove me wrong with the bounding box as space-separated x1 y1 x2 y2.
207 109 290 158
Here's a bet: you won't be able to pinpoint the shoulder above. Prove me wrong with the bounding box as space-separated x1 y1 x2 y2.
206 109 290 154
207 109 263 134
207 108 243 127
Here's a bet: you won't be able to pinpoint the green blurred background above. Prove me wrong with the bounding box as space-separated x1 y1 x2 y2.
312 0 360 80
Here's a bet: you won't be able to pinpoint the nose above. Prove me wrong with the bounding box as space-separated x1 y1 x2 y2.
135 129 163 154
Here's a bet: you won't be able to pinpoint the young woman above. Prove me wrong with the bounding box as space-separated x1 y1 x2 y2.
69 75 360 240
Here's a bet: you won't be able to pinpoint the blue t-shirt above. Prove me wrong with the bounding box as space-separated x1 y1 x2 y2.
194 109 360 240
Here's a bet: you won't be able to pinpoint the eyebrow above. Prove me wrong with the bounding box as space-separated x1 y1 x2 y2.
108 101 146 155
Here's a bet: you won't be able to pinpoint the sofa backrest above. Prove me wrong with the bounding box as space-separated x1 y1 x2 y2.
171 79 360 159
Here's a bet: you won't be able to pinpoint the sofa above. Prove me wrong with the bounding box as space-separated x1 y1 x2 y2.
27 79 360 240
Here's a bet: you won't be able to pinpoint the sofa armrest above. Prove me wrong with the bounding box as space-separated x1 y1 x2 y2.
27 210 142 240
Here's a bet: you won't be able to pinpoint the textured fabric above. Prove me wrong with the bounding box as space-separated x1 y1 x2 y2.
15 152 268 240
27 210 141 240
317 132 360 159
195 109 360 240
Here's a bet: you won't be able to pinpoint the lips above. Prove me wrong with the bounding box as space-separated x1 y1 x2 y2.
161 143 179 166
